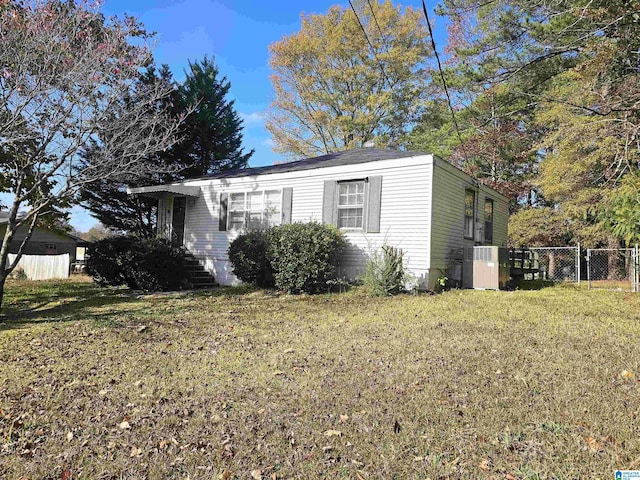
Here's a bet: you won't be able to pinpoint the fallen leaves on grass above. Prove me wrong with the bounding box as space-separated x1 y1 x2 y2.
130 446 142 457
218 469 232 480
585 437 602 453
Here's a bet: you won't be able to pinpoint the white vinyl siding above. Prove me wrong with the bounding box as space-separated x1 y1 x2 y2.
151 153 507 288
491 193 509 247
181 155 433 286
429 158 509 288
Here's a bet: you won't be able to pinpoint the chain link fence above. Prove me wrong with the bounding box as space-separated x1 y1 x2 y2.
587 247 640 292
510 247 580 283
530 247 580 283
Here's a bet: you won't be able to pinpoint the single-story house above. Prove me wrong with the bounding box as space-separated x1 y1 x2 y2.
1 213 89 279
129 148 509 289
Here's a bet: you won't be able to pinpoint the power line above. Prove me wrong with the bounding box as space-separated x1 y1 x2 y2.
421 0 468 159
347 0 393 91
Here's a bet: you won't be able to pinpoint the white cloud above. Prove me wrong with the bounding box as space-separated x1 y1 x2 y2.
240 111 265 126
261 137 275 148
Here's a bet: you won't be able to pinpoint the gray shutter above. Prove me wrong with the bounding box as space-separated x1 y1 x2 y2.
322 180 337 226
282 187 293 224
366 176 382 233
218 193 228 231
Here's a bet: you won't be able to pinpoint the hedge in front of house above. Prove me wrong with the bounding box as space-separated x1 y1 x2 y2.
266 222 345 294
126 237 191 292
86 236 138 288
227 230 274 288
86 236 192 291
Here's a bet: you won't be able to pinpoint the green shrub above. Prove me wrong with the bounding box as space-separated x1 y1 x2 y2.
86 236 192 291
86 236 137 287
362 245 407 296
267 222 345 294
126 238 191 292
228 230 274 288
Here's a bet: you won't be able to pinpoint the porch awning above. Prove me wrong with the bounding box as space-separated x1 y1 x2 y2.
127 185 201 198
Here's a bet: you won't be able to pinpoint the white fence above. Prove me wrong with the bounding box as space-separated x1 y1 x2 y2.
8 253 70 280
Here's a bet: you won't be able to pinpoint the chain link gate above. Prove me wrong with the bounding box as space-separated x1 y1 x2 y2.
526 247 580 283
587 246 640 292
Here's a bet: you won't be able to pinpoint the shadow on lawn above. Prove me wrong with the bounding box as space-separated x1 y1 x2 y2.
0 281 144 330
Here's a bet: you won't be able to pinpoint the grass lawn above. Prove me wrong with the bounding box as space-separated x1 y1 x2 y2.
1 278 639 479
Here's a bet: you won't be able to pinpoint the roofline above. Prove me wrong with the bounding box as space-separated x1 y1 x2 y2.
432 155 511 203
124 148 510 202
173 148 428 182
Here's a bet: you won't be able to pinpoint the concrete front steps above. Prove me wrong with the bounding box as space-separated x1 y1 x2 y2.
183 252 217 289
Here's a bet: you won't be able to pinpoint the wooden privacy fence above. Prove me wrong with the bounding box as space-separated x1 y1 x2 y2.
8 253 70 280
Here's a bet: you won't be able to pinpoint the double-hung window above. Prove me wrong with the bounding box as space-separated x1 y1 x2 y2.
228 190 281 231
484 199 494 243
337 180 365 229
464 189 475 239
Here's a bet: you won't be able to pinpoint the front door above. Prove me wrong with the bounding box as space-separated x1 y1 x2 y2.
172 196 186 247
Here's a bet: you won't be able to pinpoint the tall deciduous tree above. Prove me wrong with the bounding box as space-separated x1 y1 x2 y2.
0 0 184 308
436 0 640 245
266 0 431 159
80 57 253 237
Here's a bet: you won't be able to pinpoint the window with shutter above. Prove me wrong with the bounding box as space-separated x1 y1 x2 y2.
224 190 283 231
323 176 382 232
464 189 475 239
337 180 365 229
484 198 494 243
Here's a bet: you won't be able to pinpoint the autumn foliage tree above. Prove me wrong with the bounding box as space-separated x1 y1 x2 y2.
429 0 640 246
266 0 431 159
0 0 184 308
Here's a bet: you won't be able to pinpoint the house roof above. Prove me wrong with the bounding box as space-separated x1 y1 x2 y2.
0 212 90 245
127 148 510 203
190 148 424 181
127 184 202 198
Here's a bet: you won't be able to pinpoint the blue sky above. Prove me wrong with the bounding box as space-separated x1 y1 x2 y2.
63 0 444 231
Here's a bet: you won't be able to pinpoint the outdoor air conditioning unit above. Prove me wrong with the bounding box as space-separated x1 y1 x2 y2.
462 246 510 290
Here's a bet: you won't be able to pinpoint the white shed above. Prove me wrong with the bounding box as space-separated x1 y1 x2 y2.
129 149 509 289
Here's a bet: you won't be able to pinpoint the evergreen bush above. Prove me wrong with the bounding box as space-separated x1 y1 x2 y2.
228 230 274 288
362 245 407 296
86 236 191 291
267 222 345 294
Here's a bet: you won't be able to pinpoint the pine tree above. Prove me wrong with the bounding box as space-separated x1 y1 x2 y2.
172 57 253 177
80 57 253 237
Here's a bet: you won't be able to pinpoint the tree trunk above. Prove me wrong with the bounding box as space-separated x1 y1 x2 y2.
0 222 13 313
0 201 40 313
607 236 621 280
548 252 556 281
0 273 6 314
